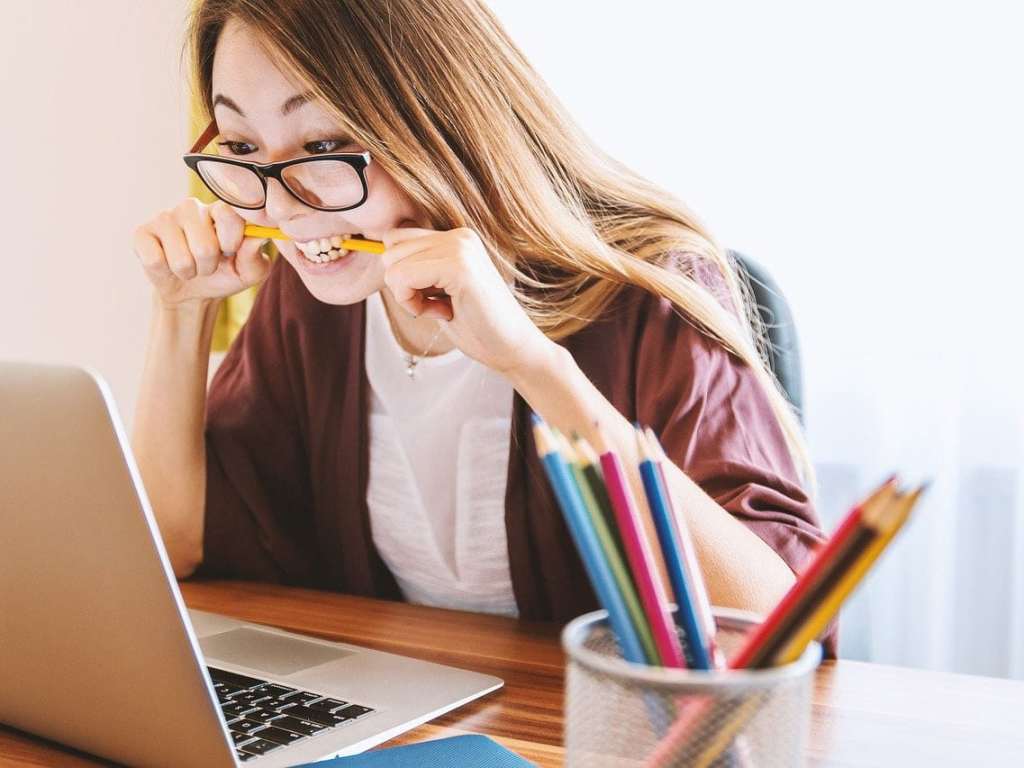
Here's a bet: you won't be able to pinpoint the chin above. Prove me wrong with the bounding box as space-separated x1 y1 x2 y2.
279 244 379 306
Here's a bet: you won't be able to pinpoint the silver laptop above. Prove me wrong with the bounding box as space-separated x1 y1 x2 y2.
0 362 503 767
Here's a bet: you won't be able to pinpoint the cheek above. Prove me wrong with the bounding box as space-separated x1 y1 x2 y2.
361 168 420 223
232 206 267 224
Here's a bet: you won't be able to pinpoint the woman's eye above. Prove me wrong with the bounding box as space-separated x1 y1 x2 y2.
216 141 256 156
304 139 348 154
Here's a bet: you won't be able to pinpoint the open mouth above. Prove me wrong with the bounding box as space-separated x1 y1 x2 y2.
293 234 364 264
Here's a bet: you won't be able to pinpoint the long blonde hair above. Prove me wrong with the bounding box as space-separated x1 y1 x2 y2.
187 0 816 492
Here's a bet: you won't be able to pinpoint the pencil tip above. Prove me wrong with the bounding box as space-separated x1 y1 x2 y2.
644 426 668 460
634 425 648 454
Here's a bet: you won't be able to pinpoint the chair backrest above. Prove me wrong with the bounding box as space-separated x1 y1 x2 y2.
727 250 804 425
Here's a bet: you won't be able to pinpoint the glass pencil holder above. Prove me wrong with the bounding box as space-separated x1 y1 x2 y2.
561 607 822 768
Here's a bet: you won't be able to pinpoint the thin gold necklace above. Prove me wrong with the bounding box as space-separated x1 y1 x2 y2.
403 323 446 379
379 292 448 380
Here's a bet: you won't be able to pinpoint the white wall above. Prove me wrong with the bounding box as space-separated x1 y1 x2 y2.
486 0 1022 409
0 1 189 424
484 0 1024 673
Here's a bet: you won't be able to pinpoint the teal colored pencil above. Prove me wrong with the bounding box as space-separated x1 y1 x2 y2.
530 417 647 664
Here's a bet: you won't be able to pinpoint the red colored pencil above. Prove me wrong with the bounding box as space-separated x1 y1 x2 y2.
730 475 899 669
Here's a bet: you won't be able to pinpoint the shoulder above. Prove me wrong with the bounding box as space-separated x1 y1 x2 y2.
572 250 740 364
563 252 746 411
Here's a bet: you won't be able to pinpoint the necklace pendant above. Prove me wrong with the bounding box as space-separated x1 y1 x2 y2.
405 356 417 379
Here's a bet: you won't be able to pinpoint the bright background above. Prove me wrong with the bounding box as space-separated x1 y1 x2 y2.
2 1 1022 677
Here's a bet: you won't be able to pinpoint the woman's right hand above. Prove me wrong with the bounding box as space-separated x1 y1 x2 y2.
133 198 272 306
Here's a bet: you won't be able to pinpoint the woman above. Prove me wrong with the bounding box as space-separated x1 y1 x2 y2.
132 0 833 651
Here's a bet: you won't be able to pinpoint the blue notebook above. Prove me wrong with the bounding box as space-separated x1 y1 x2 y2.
294 735 535 767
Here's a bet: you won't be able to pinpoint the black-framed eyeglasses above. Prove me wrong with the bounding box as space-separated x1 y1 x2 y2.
182 119 371 212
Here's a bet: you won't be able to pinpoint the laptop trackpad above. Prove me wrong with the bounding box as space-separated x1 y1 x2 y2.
200 627 352 676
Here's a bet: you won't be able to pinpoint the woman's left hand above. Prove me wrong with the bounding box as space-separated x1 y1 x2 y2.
380 226 553 376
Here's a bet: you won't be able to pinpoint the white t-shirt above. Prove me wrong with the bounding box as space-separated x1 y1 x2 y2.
363 290 518 616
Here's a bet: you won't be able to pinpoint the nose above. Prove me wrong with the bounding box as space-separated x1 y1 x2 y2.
263 177 310 224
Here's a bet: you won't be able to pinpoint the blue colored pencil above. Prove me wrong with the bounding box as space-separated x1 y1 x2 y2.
531 415 647 664
635 426 713 670
644 427 723 668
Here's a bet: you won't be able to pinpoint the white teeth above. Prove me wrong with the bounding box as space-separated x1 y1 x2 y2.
294 235 354 265
298 245 349 265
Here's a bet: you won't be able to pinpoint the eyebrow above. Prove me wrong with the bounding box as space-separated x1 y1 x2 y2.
281 92 313 116
212 94 245 116
212 91 314 118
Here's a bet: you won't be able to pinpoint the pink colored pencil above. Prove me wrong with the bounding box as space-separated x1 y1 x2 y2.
592 423 685 668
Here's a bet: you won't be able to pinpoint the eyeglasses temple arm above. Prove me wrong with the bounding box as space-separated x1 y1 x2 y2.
189 119 219 154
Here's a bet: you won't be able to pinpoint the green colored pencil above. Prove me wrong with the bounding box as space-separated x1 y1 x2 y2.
557 432 661 665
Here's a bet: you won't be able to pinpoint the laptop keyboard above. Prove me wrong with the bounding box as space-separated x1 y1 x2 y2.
207 666 376 762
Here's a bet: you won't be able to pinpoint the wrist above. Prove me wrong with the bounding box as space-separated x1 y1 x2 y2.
153 292 222 323
150 291 222 350
502 335 568 390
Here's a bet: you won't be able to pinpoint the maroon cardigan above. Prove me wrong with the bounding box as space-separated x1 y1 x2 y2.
196 256 837 656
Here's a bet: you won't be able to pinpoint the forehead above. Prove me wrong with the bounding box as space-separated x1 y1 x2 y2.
213 19 293 98
211 18 334 126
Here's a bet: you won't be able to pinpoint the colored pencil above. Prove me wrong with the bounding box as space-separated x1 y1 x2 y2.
242 224 385 254
593 423 686 669
562 433 660 665
573 436 629 575
530 416 647 664
731 476 900 669
678 483 926 768
645 478 921 768
635 426 710 670
751 515 880 668
644 427 723 669
773 483 926 665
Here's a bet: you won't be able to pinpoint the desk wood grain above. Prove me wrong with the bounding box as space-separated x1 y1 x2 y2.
2 580 1023 766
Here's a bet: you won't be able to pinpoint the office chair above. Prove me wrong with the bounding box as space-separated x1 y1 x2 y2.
728 250 805 425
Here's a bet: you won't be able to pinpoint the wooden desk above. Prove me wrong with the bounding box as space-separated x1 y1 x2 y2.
3 580 1023 766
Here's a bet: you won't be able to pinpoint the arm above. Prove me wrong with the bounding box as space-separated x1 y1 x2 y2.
506 342 797 616
130 197 270 578
131 296 221 578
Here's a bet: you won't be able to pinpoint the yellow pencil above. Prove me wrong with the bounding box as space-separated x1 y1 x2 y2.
772 483 927 665
651 482 926 768
242 224 386 254
691 697 761 768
